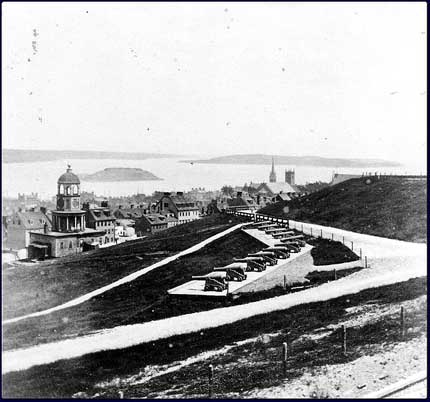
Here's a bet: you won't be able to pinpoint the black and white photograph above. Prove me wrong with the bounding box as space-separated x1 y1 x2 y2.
1 1 427 398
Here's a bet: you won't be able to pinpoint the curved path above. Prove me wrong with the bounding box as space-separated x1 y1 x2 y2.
2 223 246 325
3 249 425 374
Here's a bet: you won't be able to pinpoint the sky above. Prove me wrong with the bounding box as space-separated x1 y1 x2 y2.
2 2 427 165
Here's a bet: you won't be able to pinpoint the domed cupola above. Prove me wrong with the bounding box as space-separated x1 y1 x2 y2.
58 165 80 185
56 165 81 211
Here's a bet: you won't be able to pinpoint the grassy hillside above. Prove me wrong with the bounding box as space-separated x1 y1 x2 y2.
259 177 426 242
3 214 248 320
3 277 426 398
3 230 265 351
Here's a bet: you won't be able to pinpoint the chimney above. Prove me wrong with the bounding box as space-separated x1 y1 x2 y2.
44 222 49 234
40 206 47 215
237 191 242 198
163 192 171 196
118 205 123 209
101 201 108 208
82 202 90 210
130 204 135 209
176 191 183 196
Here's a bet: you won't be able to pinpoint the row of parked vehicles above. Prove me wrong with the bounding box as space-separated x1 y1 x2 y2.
191 221 307 292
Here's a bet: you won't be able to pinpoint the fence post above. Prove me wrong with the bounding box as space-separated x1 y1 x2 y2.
365 256 368 268
351 241 354 251
332 233 334 241
283 275 287 291
342 236 345 245
320 229 323 238
208 364 214 397
282 342 288 376
400 307 405 340
334 269 337 280
310 227 313 237
359 248 362 260
342 325 347 356
301 223 303 232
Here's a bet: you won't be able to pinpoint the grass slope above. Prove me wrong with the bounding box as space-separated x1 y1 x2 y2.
258 177 426 242
2 277 426 398
308 238 359 266
2 214 247 320
3 230 265 351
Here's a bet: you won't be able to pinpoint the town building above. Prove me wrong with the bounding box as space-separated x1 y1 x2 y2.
285 169 295 186
113 204 148 220
256 182 299 200
2 209 52 257
225 192 258 212
155 192 200 224
17 192 41 210
115 219 136 240
135 213 168 235
83 201 116 245
28 166 105 259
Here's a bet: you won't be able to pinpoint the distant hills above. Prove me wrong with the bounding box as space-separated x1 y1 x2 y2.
181 154 402 168
2 149 181 164
79 168 162 182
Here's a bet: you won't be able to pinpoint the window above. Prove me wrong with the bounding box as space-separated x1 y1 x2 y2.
69 241 73 249
60 242 64 249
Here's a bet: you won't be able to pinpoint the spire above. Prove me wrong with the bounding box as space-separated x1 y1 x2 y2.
269 156 277 182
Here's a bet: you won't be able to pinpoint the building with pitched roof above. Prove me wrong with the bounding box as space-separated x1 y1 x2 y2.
113 205 148 220
155 192 200 224
135 213 169 235
3 209 52 251
84 201 116 245
225 192 258 212
256 181 299 197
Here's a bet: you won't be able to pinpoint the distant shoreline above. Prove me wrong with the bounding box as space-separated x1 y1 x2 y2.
181 154 402 168
2 149 182 164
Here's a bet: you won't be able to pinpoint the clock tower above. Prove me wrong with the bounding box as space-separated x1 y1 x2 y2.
52 165 86 232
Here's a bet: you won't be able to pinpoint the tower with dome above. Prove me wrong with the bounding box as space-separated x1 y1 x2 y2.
29 166 105 258
51 165 86 233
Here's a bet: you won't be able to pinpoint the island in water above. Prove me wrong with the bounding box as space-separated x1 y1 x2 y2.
79 168 162 182
181 154 402 168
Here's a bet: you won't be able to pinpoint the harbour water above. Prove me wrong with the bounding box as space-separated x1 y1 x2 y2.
2 157 425 199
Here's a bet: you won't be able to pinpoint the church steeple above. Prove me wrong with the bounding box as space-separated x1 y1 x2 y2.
269 156 277 183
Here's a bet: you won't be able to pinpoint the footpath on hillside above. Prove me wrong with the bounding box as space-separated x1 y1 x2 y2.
3 219 426 374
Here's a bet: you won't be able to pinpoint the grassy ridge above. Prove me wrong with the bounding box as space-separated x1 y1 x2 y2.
258 177 426 242
2 214 247 320
3 230 265 351
2 277 426 398
308 238 359 266
3 230 364 351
